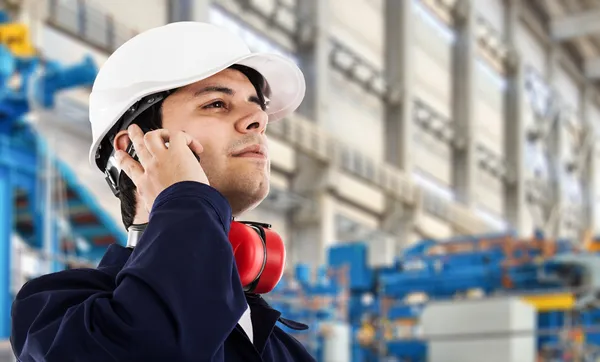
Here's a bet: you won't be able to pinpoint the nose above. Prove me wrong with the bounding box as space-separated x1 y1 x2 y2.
234 107 268 134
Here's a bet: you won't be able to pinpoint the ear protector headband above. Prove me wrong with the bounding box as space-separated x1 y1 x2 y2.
127 221 285 294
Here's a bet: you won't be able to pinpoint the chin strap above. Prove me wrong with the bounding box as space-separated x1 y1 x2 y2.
127 223 148 249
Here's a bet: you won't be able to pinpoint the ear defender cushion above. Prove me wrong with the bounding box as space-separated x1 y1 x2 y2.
228 222 265 288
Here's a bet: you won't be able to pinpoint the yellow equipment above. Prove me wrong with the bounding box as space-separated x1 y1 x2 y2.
0 23 36 57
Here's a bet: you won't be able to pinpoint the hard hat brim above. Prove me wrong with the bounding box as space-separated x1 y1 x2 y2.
88 51 305 170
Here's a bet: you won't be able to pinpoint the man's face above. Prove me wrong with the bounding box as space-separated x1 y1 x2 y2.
161 68 270 215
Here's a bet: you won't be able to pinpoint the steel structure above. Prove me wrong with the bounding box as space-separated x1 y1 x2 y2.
0 12 125 339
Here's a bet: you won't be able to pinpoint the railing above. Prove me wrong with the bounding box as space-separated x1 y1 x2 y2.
475 143 512 182
413 97 455 144
47 0 138 54
214 0 305 44
329 38 398 103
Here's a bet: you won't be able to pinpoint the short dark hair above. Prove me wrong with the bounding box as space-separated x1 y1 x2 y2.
118 64 267 230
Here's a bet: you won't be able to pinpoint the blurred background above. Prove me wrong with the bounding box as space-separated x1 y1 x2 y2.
1 0 600 360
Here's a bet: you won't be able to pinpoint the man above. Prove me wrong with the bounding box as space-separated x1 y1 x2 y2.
10 22 315 361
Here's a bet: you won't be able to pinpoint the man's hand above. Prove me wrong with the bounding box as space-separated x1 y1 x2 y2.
116 124 209 213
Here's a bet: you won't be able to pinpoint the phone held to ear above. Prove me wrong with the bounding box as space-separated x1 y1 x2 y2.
126 126 200 163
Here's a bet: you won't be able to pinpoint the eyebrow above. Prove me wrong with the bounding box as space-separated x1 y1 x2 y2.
193 85 265 108
193 86 234 97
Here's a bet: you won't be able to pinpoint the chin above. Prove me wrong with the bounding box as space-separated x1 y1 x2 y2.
242 183 270 213
223 178 270 217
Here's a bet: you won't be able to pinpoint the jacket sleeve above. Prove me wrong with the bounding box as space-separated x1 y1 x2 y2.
11 181 248 362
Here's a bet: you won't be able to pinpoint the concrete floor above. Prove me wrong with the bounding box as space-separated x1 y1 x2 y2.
0 341 14 362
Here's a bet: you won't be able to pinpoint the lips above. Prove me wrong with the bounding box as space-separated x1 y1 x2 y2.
232 144 268 159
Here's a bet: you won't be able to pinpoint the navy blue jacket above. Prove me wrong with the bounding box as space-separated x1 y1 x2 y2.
11 181 316 362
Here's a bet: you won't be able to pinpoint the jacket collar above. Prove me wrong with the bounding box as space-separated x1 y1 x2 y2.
245 293 309 331
244 293 308 353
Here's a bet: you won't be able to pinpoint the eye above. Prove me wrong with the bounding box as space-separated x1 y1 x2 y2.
203 100 226 109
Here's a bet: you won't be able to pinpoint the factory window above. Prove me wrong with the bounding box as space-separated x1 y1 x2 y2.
412 170 455 200
209 6 299 64
335 214 374 242
476 58 507 91
524 141 549 180
562 172 582 205
524 67 552 118
475 206 509 231
413 0 456 43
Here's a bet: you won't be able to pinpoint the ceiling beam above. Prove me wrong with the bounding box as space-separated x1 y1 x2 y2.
586 57 600 79
551 9 600 41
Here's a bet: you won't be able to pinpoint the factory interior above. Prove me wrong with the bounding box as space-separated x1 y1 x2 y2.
3 0 600 361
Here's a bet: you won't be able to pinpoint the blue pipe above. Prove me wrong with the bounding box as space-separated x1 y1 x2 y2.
33 55 97 108
0 166 12 338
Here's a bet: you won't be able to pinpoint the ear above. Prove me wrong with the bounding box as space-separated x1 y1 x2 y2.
113 130 131 152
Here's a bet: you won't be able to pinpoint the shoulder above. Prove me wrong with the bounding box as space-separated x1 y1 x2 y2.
16 267 114 299
16 244 131 299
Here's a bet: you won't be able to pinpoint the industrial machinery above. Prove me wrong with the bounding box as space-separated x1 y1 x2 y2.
267 230 600 361
0 12 125 339
267 265 350 360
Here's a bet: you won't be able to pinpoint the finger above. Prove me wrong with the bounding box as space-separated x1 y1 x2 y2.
182 133 204 157
171 131 203 157
116 150 144 183
127 124 152 163
169 131 187 151
144 129 170 155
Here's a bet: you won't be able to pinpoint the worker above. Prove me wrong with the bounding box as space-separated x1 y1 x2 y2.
10 22 314 361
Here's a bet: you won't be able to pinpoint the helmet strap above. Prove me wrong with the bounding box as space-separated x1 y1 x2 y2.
103 91 170 197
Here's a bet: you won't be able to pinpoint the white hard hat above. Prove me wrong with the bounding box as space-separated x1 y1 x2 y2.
88 21 306 170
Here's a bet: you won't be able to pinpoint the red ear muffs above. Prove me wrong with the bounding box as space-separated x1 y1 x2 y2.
228 221 286 294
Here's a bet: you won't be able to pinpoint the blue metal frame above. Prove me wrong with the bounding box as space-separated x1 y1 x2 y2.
0 11 130 339
55 161 127 245
0 135 38 175
0 166 12 338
